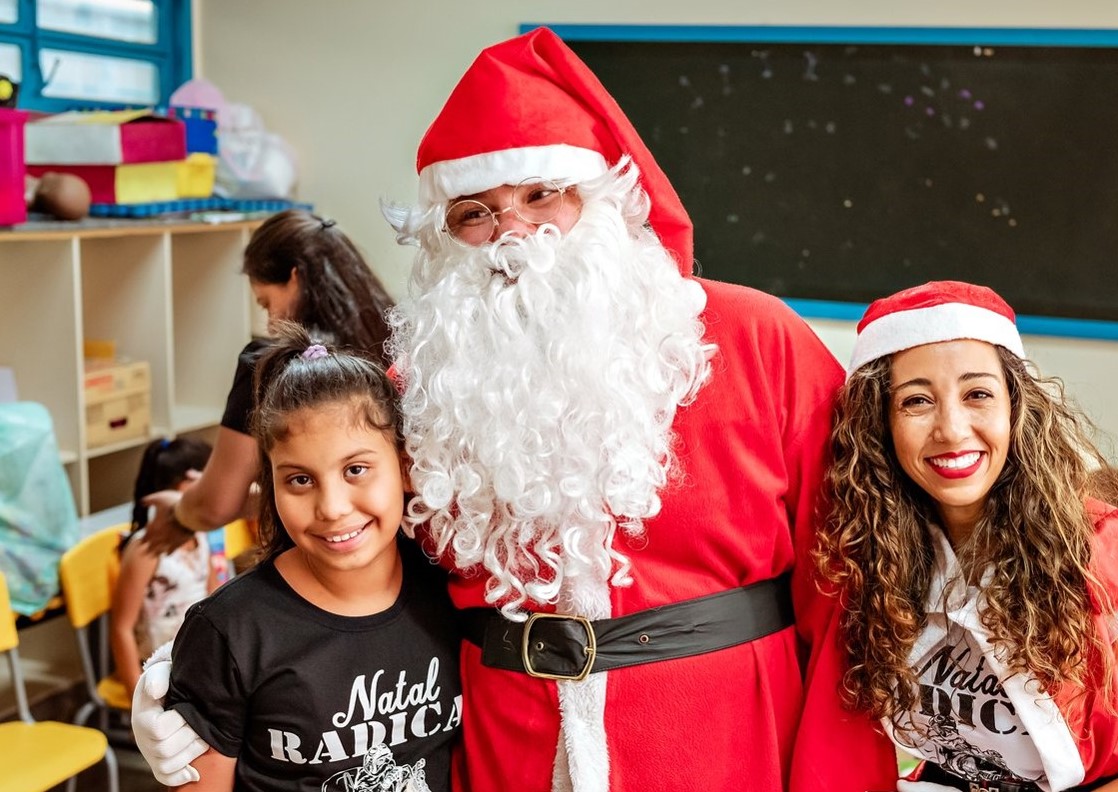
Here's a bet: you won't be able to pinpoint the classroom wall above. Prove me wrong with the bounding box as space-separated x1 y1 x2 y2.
195 1 1118 455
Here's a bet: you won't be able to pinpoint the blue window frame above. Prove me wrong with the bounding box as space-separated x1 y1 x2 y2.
0 0 191 112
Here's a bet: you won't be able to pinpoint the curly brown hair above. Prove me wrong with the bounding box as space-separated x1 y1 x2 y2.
1088 465 1118 507
815 345 1114 732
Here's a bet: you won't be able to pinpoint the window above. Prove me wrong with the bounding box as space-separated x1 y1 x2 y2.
0 0 191 111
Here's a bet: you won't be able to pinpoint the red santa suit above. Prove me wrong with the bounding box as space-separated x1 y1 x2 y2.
405 27 900 792
445 278 899 792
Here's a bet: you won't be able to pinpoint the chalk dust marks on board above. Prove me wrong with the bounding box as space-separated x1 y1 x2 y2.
895 46 1017 232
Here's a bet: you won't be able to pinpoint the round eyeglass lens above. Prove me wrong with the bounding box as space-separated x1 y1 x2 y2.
445 200 493 244
512 179 564 223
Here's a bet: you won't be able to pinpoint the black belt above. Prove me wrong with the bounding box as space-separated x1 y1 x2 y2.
920 762 1118 792
461 572 794 681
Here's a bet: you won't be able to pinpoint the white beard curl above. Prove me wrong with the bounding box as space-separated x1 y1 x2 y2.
389 163 713 617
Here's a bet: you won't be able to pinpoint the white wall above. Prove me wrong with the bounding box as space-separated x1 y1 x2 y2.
195 1 1118 454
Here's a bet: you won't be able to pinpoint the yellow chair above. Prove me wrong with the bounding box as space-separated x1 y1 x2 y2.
58 524 133 731
224 517 259 569
0 570 119 792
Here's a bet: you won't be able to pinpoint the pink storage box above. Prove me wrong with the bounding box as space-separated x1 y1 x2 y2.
0 108 28 225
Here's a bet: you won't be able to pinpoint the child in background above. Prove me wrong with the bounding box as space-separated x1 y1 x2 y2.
163 323 461 792
112 438 218 699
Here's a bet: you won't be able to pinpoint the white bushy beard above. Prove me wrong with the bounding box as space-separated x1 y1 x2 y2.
389 166 713 616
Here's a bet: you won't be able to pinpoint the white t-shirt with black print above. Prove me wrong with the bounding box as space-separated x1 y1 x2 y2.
884 524 1084 792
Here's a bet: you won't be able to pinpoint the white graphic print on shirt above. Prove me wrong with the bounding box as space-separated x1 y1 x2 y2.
899 621 1042 784
264 656 461 771
322 743 430 792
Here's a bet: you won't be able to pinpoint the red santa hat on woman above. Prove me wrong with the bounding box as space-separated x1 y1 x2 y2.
414 26 694 269
848 280 1026 377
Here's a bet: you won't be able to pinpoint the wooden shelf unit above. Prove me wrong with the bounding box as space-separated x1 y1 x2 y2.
0 220 260 515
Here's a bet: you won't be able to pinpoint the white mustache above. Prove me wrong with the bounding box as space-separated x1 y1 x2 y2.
482 224 563 283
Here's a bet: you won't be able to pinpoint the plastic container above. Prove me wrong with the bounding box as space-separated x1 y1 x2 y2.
0 108 28 226
169 105 218 155
207 527 229 585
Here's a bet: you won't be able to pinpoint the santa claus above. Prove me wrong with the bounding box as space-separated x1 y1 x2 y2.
132 26 899 792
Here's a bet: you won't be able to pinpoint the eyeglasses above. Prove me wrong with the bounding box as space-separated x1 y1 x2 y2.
444 179 569 245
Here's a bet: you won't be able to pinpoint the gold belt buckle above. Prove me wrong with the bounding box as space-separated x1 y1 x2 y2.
520 612 597 681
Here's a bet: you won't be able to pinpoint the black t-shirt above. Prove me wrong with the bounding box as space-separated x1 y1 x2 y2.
166 537 462 792
220 339 270 436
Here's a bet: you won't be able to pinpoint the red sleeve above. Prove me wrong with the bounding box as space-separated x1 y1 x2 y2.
789 595 900 791
772 309 899 792
1065 501 1118 783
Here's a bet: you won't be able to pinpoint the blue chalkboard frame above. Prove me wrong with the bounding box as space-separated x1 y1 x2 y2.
523 22 1118 341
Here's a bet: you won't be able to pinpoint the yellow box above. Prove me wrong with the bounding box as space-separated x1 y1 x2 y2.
176 153 216 198
113 160 180 204
83 338 117 360
84 360 151 448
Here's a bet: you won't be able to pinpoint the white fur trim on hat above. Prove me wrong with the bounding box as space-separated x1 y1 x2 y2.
848 302 1025 377
417 144 609 207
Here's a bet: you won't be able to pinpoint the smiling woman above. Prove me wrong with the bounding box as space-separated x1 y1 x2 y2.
888 339 1012 547
816 281 1118 792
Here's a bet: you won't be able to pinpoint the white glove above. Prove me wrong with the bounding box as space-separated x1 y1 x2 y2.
896 781 958 792
131 642 207 786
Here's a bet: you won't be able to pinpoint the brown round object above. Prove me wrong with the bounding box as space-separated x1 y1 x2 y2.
31 172 92 220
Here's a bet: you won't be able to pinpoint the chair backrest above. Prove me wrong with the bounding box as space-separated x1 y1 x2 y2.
0 570 35 724
0 570 18 653
58 524 126 630
224 518 257 560
0 575 119 792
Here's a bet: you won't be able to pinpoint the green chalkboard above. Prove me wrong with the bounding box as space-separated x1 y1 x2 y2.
559 29 1118 323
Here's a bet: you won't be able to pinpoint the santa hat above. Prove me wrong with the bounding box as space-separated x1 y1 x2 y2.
415 26 693 269
848 280 1025 377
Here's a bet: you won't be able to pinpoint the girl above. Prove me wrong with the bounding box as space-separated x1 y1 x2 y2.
164 324 461 792
142 210 395 555
816 281 1118 791
112 437 218 699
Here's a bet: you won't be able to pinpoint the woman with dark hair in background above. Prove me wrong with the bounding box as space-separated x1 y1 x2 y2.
142 209 395 554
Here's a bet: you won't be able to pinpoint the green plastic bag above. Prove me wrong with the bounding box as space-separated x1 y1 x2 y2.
0 402 80 615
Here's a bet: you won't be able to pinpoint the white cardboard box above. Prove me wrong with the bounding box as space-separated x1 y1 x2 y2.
83 360 151 448
25 109 186 166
